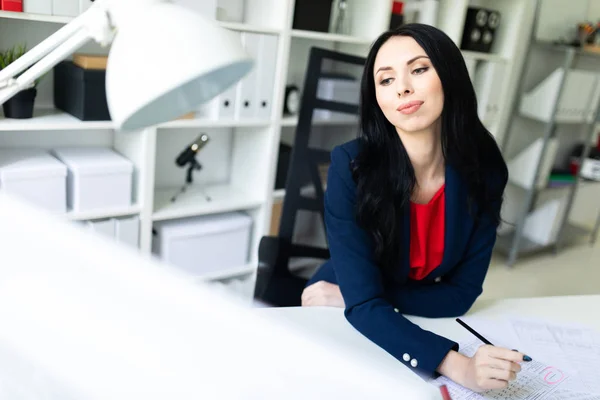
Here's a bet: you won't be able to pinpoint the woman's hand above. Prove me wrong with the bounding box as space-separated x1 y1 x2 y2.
437 346 528 392
301 281 345 308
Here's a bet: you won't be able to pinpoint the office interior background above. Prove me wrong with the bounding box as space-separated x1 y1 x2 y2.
0 0 599 308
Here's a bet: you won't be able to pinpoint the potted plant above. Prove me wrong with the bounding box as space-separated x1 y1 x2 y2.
0 44 42 119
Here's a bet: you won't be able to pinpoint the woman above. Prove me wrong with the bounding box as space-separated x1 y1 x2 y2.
300 24 529 392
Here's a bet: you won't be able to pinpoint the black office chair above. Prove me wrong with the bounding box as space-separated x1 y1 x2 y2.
254 47 366 307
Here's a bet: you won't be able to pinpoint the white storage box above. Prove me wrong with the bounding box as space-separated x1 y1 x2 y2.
113 216 140 248
51 147 133 212
152 212 253 277
0 148 67 214
84 218 116 239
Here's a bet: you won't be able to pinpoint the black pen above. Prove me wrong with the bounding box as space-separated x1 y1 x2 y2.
456 318 533 361
456 318 494 345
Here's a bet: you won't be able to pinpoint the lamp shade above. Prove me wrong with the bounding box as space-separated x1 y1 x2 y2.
105 2 253 131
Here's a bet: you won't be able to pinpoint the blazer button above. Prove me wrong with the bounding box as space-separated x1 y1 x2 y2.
434 276 442 283
394 308 399 313
411 359 418 368
403 353 410 362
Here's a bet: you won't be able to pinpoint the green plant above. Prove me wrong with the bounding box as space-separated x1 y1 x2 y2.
0 43 44 87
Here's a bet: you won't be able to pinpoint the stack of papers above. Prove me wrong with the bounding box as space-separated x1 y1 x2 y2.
431 317 600 399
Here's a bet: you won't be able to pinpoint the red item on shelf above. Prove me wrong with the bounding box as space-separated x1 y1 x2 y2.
1 0 23 12
392 1 404 15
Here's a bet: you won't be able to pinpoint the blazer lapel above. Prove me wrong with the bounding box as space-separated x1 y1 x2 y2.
440 164 465 271
399 202 411 280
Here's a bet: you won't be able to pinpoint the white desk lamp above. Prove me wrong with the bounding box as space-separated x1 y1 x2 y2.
0 0 253 131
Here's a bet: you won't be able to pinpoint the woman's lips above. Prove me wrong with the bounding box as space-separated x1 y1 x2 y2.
397 101 423 115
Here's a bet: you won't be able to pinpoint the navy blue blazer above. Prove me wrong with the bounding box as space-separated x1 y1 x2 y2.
307 139 506 379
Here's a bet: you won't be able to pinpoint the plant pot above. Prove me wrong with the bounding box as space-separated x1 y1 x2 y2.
2 88 37 119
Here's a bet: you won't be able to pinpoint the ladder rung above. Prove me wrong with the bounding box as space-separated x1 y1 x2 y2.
314 99 359 115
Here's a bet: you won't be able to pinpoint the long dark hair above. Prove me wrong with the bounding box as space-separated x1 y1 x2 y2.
352 23 508 271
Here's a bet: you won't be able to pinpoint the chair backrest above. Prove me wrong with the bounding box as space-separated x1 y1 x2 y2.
256 47 366 306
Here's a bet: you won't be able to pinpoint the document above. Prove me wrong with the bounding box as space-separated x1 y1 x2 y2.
509 318 600 395
432 339 570 399
431 317 600 399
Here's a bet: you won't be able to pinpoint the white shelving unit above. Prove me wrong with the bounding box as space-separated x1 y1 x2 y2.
0 0 535 302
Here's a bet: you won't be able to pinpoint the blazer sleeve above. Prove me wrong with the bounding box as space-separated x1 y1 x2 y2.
325 145 458 379
384 177 507 318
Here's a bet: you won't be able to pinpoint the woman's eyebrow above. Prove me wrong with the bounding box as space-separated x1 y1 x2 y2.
375 56 429 75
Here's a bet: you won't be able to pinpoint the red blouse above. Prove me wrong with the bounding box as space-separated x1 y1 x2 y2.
408 184 445 280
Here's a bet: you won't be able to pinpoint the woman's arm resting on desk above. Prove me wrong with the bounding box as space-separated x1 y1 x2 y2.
323 146 458 378
384 214 499 318
302 194 503 315
302 281 345 308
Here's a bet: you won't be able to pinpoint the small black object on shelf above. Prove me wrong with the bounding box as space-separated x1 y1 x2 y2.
292 0 334 33
2 87 36 119
53 61 110 121
171 134 212 203
460 7 501 53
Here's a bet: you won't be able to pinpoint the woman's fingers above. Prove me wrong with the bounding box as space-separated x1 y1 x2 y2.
487 368 517 383
489 347 531 364
487 358 522 373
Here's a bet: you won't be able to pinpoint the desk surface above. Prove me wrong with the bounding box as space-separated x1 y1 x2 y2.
259 295 600 394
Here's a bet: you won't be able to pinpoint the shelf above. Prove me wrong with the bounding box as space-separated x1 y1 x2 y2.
194 262 256 282
281 116 359 127
0 10 71 23
461 50 508 63
158 117 271 129
0 108 271 131
0 109 114 131
152 184 263 221
65 204 142 221
0 12 281 34
291 29 373 45
534 41 600 59
495 223 591 256
218 21 282 35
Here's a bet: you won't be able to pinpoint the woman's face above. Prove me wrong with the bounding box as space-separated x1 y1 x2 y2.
373 36 444 134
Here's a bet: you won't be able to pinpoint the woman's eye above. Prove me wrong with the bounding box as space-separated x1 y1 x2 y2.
413 67 429 75
380 78 393 85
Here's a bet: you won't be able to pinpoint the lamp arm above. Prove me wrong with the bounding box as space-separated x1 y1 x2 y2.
0 15 87 86
0 0 116 105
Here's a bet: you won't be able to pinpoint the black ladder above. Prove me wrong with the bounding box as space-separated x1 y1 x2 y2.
255 47 366 306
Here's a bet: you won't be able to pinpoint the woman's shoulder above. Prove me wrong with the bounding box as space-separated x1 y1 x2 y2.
328 138 362 190
331 138 362 167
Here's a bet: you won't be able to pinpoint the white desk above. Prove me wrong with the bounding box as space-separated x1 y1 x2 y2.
259 295 600 395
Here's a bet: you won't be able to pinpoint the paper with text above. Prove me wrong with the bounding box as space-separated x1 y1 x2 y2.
509 318 600 395
432 339 569 399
